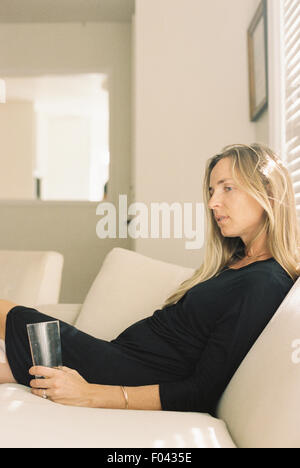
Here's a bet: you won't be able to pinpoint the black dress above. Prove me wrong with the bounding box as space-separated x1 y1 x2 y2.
5 258 294 415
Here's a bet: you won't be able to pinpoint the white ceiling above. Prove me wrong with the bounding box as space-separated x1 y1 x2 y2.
0 0 135 23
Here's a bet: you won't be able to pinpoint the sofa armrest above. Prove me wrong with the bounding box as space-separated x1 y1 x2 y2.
0 250 64 306
37 304 82 326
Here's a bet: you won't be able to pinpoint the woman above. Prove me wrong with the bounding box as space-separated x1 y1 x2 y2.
0 143 299 415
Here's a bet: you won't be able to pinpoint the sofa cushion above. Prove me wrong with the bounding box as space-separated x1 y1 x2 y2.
0 383 236 448
75 248 195 341
0 250 63 306
217 277 300 448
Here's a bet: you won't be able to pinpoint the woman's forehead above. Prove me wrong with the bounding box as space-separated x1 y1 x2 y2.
209 158 233 184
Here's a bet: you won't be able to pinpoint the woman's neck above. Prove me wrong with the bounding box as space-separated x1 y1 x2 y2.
243 233 271 259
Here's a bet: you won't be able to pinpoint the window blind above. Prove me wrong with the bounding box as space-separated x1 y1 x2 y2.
283 0 300 219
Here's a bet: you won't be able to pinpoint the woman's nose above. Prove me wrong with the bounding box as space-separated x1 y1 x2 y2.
208 193 222 210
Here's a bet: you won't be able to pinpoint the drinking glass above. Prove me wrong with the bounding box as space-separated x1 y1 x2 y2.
27 320 62 377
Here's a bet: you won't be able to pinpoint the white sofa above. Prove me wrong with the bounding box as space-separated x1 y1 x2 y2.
0 250 64 306
0 247 299 448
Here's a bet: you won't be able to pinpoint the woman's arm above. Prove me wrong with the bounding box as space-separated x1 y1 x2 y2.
90 383 162 411
29 366 162 410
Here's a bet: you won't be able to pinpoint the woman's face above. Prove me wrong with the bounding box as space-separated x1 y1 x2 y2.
208 157 265 246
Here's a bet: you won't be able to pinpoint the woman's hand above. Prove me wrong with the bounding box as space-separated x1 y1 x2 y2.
29 366 95 407
29 366 163 411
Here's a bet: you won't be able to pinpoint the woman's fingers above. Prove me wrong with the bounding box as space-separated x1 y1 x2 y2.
31 387 51 399
29 365 78 378
29 366 57 378
29 365 88 405
29 366 60 397
33 387 58 401
30 378 51 389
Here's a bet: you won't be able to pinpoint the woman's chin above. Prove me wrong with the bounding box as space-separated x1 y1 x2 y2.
220 227 236 238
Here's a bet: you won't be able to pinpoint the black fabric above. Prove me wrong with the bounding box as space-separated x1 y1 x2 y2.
5 258 294 415
5 311 186 388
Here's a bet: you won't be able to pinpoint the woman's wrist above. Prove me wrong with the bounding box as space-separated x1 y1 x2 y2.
87 384 126 409
86 383 162 410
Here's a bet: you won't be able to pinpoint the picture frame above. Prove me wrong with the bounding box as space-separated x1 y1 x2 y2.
247 0 268 121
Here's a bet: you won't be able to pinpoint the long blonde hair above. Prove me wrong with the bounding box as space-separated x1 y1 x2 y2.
162 143 300 308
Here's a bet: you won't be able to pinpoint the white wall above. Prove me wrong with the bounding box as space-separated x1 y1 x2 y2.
133 0 269 269
0 22 132 303
0 100 35 199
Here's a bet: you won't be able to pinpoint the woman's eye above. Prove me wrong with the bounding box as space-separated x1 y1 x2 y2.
208 186 233 197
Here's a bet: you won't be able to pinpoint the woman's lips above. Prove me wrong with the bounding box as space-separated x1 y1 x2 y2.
217 216 229 224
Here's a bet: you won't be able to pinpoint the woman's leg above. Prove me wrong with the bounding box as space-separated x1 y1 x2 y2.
0 300 19 383
0 362 16 384
0 299 18 341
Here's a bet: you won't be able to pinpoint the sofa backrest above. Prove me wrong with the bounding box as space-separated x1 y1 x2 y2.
217 276 300 448
75 247 195 341
0 250 64 306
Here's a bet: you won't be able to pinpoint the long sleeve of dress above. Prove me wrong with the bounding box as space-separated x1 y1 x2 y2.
158 269 293 414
